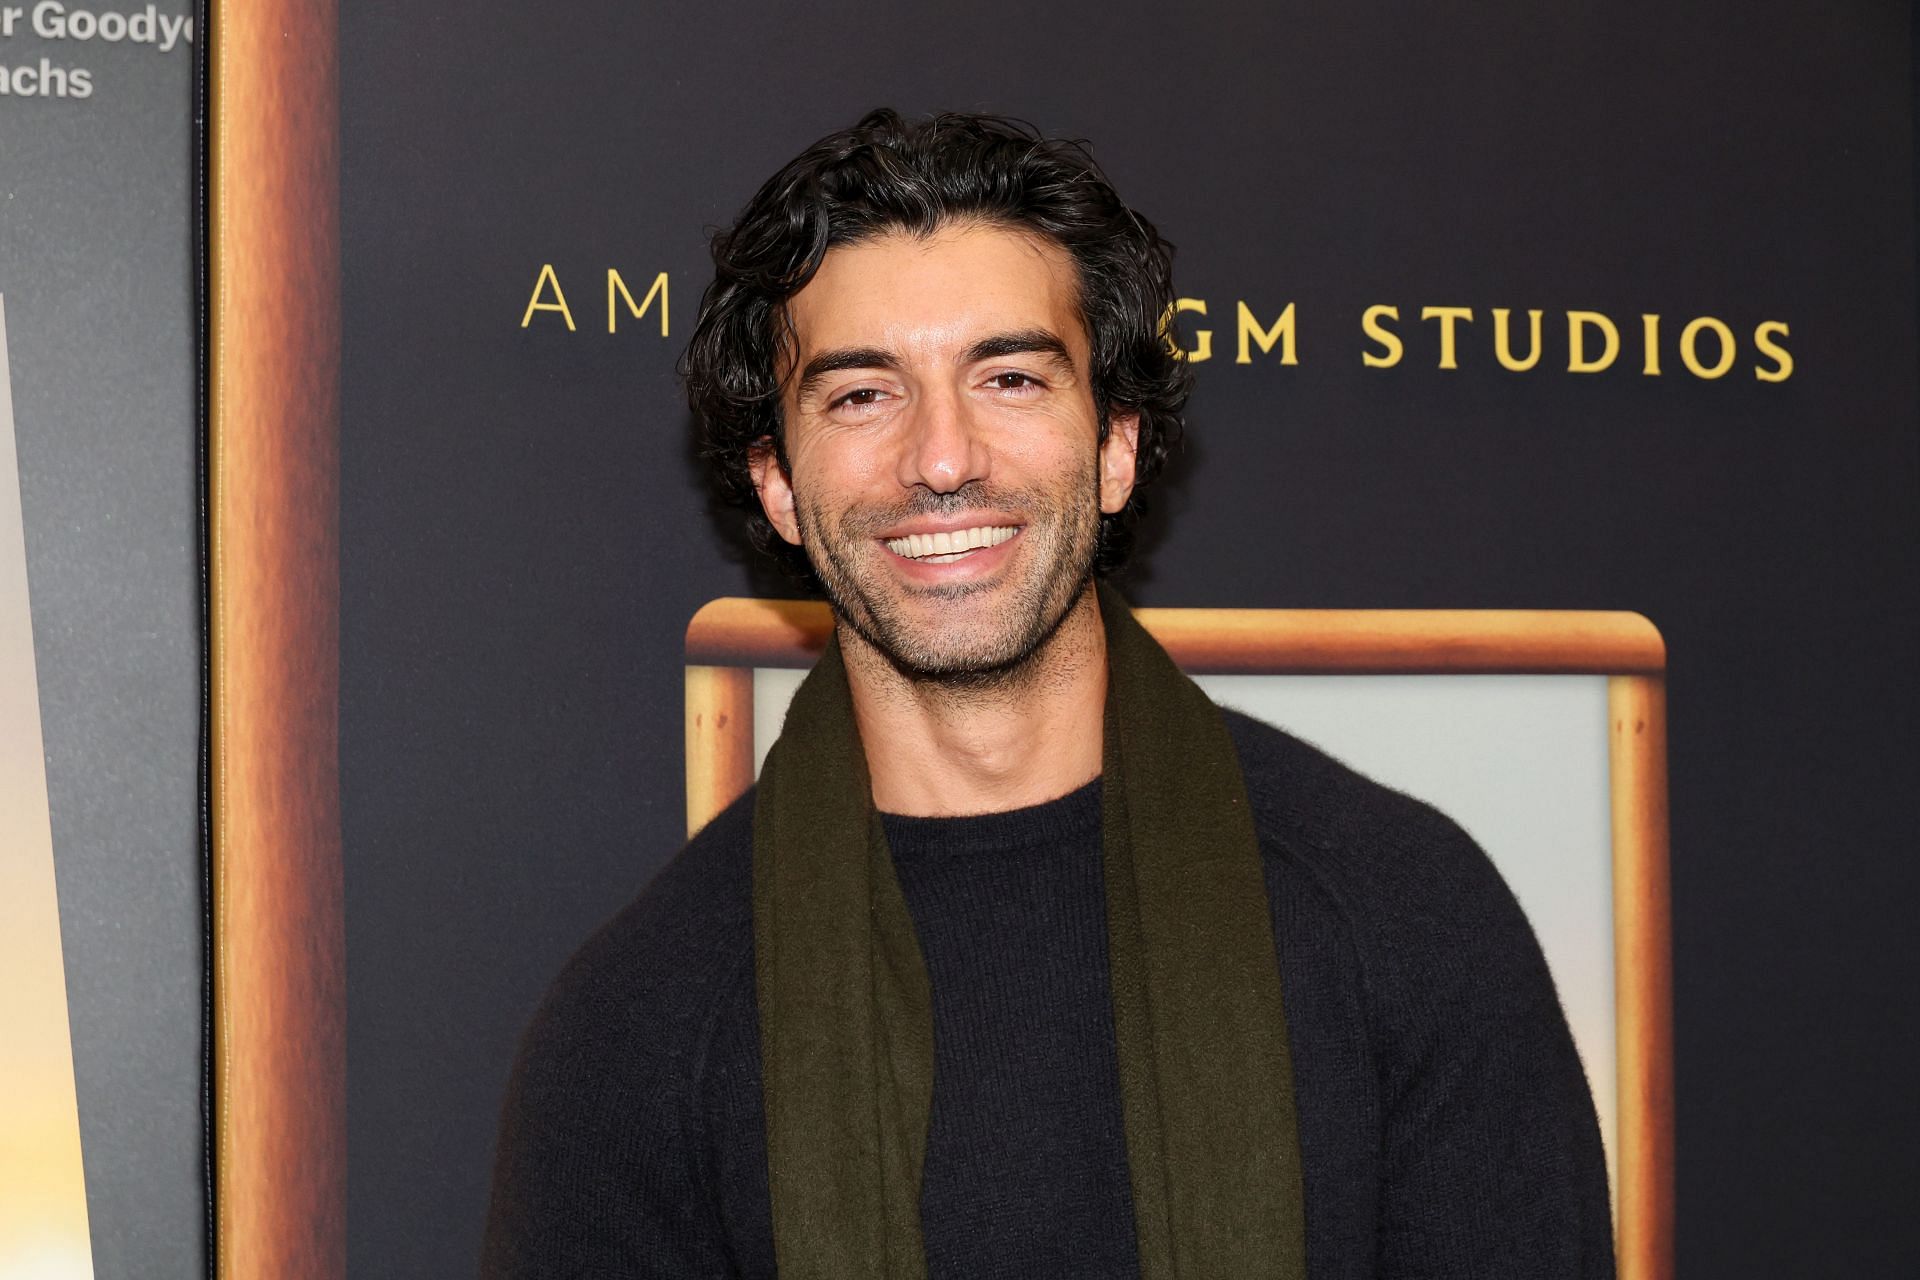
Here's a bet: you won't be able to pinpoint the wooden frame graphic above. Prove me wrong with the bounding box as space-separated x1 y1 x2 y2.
686 596 1673 1280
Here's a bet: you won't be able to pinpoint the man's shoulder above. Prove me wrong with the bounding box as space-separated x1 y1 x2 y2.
596 788 758 962
485 794 764 1273
1215 714 1612 1272
1217 704 1576 1079
1219 705 1529 946
1221 704 1468 859
519 790 758 1066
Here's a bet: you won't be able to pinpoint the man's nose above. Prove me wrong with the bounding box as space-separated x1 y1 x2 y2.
897 384 989 494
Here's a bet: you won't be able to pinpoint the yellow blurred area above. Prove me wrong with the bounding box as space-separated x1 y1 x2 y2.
0 300 94 1278
0 1241 92 1280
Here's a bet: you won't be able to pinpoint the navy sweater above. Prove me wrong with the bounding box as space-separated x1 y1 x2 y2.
482 711 1616 1277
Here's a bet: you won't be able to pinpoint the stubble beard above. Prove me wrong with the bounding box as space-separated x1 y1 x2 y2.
795 468 1102 692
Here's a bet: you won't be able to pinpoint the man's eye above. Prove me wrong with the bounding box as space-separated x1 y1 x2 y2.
990 372 1042 391
832 387 884 409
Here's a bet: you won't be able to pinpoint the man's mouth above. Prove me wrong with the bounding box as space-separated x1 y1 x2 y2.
883 524 1021 564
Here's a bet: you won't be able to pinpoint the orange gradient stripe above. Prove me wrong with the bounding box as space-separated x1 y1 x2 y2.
684 596 1666 674
1610 676 1675 1280
209 2 344 1278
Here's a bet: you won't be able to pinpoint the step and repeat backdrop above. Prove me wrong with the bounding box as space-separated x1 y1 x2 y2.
206 2 1915 1278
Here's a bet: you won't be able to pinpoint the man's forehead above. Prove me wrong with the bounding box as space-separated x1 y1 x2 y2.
783 222 1087 362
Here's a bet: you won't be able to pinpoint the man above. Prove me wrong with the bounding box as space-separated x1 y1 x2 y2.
483 109 1614 1278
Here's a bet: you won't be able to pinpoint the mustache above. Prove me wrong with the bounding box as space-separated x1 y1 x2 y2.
836 481 1042 536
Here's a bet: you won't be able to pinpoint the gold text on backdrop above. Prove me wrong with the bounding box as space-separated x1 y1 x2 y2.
516 267 1792 382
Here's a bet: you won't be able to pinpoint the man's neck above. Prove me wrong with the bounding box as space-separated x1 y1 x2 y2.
840 586 1107 817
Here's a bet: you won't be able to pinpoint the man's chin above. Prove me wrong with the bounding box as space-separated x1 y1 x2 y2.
857 618 1026 679
841 584 1090 688
876 637 1041 687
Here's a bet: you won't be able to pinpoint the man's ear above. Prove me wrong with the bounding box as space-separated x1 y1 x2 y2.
1098 410 1142 515
748 438 803 545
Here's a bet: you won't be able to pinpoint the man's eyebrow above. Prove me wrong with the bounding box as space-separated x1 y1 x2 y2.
963 328 1076 371
795 347 902 401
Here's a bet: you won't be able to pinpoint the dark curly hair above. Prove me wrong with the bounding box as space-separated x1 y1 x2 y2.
683 108 1192 583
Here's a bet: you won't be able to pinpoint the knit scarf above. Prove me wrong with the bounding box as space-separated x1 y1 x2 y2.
752 583 1304 1277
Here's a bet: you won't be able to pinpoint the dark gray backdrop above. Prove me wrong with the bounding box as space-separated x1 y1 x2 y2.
340 2 1918 1275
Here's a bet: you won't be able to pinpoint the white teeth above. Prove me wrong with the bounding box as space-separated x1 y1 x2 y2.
884 525 1020 560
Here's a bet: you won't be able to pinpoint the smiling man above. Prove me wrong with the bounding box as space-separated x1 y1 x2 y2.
751 220 1135 816
482 110 1615 1279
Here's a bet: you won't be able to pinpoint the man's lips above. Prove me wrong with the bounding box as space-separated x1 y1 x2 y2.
882 523 1022 563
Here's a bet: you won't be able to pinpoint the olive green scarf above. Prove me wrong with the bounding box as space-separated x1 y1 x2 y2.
752 584 1303 1277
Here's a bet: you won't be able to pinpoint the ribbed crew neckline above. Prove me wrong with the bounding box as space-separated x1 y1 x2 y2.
880 775 1102 863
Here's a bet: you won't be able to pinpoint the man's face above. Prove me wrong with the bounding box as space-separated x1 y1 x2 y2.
750 221 1140 682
